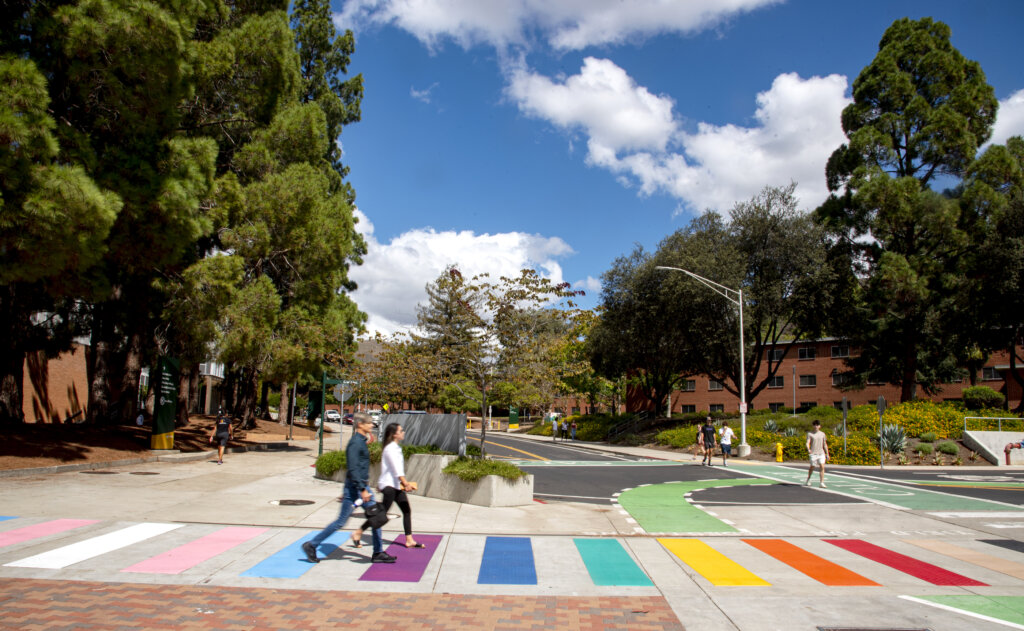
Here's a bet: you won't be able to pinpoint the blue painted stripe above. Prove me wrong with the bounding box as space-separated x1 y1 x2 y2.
241 531 350 578
478 536 536 585
574 538 652 586
0 517 16 522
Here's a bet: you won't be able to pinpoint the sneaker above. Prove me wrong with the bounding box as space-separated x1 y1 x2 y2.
723 462 728 467
302 542 319 564
819 482 827 488
804 479 812 486
371 552 396 564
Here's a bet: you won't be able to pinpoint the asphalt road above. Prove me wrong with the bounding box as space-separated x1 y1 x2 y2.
791 466 1024 507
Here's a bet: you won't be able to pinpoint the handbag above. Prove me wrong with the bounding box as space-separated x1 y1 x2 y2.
362 502 388 529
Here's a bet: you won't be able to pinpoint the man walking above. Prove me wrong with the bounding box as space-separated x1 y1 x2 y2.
805 420 830 488
700 417 717 466
303 415 395 564
718 420 735 466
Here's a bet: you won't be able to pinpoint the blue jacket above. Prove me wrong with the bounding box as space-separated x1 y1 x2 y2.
345 432 371 491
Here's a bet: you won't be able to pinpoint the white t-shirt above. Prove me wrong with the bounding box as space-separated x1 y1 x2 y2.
377 441 405 490
719 426 735 445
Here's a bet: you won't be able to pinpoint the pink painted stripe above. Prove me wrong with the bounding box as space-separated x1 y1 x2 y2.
0 519 99 548
121 527 268 575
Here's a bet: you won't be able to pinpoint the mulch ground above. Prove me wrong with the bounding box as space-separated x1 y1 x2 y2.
0 415 318 471
0 578 684 630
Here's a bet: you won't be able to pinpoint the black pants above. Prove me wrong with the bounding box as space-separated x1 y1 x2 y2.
362 486 413 535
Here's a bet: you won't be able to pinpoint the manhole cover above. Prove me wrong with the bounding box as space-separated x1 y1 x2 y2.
81 471 118 474
130 472 159 475
273 499 314 506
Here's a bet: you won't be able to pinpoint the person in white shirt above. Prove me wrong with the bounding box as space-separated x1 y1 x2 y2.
351 423 424 549
718 420 735 466
805 420 830 488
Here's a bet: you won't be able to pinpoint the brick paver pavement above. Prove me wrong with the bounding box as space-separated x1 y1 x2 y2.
0 578 683 630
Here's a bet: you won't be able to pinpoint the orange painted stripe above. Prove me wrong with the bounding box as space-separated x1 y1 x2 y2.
743 539 879 586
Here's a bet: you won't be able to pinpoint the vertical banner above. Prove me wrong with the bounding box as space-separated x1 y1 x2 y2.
508 407 519 430
150 356 180 449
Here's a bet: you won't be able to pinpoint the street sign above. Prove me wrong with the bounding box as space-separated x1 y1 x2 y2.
877 396 886 415
739 402 748 414
333 384 351 402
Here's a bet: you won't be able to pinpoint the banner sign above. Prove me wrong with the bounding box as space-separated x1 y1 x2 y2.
150 356 180 449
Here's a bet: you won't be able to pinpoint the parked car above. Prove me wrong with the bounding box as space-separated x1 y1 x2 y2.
324 409 342 423
343 412 354 425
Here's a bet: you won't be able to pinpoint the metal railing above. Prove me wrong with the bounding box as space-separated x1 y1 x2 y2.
963 416 1022 433
606 411 652 440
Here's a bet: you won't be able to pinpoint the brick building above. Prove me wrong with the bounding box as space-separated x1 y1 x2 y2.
626 338 1024 414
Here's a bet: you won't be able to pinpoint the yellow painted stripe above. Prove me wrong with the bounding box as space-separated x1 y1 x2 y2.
906 539 1024 581
466 435 549 461
659 538 770 586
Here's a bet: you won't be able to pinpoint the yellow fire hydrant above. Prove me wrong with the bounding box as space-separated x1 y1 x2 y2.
775 442 784 462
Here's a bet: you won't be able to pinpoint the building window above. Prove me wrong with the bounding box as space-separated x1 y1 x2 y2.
798 347 816 360
833 401 846 411
831 345 850 358
832 370 852 386
800 402 817 410
571 407 580 415
680 379 696 392
982 367 1002 381
709 404 724 413
769 402 784 413
680 405 696 414
708 379 724 391
799 375 817 387
767 348 784 361
768 375 784 388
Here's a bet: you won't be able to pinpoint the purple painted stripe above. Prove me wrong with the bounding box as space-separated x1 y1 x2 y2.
359 535 443 582
0 519 99 548
122 527 268 574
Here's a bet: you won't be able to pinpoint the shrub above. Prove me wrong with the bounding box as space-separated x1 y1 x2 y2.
963 385 1005 411
914 443 933 456
806 406 842 422
918 432 937 443
829 432 878 465
937 441 959 455
315 450 346 477
762 419 780 433
442 457 525 482
879 424 907 455
655 427 697 449
884 401 963 440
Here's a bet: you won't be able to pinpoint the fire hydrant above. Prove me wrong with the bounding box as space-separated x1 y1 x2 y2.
775 442 784 462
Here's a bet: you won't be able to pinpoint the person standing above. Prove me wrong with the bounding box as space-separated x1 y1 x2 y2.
551 415 558 441
570 420 577 441
303 415 395 564
351 423 424 549
719 420 735 466
700 417 717 466
805 420 830 488
560 419 569 441
208 415 232 465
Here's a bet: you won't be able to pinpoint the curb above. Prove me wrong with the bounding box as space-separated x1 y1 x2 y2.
0 441 304 479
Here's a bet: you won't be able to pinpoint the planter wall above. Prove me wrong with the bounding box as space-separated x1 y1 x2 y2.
314 454 534 507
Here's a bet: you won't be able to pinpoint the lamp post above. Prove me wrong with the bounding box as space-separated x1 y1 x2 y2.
655 266 749 456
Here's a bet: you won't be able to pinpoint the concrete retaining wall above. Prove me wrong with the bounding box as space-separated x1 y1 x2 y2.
316 453 533 507
963 430 1024 466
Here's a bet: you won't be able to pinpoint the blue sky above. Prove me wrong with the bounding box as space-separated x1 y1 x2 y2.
337 0 1024 334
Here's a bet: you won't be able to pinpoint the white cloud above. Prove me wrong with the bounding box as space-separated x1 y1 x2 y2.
410 81 440 104
508 60 851 214
349 209 576 335
574 276 601 293
338 0 779 51
987 89 1024 148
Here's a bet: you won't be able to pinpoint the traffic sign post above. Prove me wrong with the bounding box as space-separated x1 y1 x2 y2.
318 372 345 457
877 396 886 468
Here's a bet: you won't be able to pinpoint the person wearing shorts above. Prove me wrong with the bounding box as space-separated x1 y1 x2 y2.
700 418 717 466
1005 440 1024 465
208 415 233 465
805 420 830 488
718 420 735 466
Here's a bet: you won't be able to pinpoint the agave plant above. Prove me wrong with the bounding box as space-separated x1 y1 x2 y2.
783 426 798 437
831 424 846 438
879 423 907 455
763 419 779 433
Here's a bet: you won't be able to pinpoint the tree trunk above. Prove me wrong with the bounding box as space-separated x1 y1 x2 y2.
189 369 201 413
259 380 271 419
238 365 260 429
87 305 114 424
0 286 27 424
175 363 192 427
279 382 290 425
221 367 236 415
117 329 145 424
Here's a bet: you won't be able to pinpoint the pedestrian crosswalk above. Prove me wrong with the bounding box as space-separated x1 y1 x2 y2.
0 515 1022 593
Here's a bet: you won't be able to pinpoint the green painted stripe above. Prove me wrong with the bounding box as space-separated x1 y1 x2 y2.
909 595 1024 628
729 464 1024 512
508 460 683 467
574 539 652 586
617 479 772 533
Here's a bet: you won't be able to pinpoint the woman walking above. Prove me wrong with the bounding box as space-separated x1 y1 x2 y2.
351 423 424 549
208 415 233 465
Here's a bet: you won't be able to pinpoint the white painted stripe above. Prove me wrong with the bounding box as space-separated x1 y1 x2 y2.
625 518 637 524
986 523 1024 529
5 523 183 569
721 519 735 525
898 595 1024 630
929 512 1024 518
532 492 611 500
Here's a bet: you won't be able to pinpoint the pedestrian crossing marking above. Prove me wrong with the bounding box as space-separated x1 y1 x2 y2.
826 539 987 586
905 539 1024 581
5 523 182 569
574 538 652 586
659 538 770 586
0 517 15 522
0 518 99 549
122 526 268 574
241 531 350 579
360 534 444 582
478 536 536 585
743 539 878 586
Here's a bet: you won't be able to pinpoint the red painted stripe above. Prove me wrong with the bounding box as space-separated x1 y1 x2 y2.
825 539 987 586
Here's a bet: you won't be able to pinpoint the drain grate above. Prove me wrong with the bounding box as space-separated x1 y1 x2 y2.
81 470 118 474
129 472 159 475
272 499 314 506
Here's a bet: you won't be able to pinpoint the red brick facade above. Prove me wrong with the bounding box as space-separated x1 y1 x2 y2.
21 343 90 423
626 339 1024 414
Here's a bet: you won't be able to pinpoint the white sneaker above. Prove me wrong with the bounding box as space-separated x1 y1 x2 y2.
804 479 811 486
820 482 827 488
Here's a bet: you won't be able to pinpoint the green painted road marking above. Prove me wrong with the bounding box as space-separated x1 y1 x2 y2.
729 464 1024 512
901 595 1024 629
617 479 772 533
574 539 653 586
508 460 683 467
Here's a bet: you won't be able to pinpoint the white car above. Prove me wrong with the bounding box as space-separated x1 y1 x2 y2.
324 410 342 423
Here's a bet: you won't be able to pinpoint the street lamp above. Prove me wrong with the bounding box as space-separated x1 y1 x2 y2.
655 265 750 457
